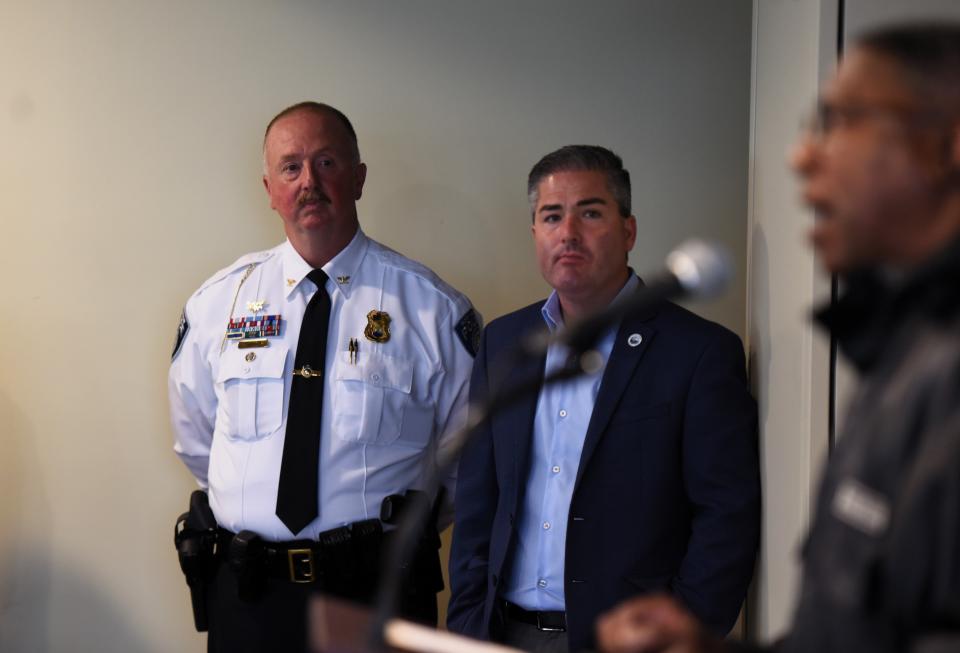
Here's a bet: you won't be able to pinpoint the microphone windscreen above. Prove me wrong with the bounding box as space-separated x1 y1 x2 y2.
665 239 732 299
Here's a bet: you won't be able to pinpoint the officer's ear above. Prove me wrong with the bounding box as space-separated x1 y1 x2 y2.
263 175 277 211
354 163 367 201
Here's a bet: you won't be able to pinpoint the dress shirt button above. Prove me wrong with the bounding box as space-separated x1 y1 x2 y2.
543 521 551 530
537 579 548 589
559 409 567 418
552 465 560 473
243 366 251 373
371 373 381 383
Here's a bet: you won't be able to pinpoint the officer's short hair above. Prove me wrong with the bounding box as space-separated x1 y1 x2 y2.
856 23 960 117
262 101 360 169
527 145 631 220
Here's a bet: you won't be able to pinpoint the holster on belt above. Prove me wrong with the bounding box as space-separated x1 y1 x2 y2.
174 490 219 632
227 530 267 602
380 489 446 595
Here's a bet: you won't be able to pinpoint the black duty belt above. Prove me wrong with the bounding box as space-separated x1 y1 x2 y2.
218 518 383 584
503 600 567 632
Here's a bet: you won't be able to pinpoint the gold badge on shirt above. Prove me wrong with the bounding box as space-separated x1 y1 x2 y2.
364 310 391 343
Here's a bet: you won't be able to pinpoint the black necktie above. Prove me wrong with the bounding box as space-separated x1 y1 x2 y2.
276 269 331 534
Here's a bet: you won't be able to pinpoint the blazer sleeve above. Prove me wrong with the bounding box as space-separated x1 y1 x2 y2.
674 327 761 634
446 326 499 639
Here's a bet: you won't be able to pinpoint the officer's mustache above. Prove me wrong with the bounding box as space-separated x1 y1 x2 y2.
297 189 330 206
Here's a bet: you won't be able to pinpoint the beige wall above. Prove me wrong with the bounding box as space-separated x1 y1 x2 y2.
746 0 836 641
0 1 752 650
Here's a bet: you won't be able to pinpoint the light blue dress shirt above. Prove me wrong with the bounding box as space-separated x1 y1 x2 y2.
503 274 639 610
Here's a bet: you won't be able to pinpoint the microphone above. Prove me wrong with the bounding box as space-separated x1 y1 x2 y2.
529 240 732 355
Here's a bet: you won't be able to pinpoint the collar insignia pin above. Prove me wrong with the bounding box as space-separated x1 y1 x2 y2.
286 278 296 287
337 275 351 285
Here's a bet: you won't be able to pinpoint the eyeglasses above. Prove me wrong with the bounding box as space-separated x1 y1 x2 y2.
801 101 946 140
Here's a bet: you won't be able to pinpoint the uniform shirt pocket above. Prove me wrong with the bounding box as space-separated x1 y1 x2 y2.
332 352 434 448
216 345 288 441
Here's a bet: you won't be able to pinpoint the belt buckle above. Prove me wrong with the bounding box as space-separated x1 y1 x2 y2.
287 548 315 583
537 612 565 633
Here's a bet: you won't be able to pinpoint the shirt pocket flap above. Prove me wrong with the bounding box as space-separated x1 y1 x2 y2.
216 345 289 382
335 352 413 394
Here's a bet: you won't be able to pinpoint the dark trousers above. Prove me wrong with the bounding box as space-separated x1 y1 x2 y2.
205 560 439 653
207 561 313 653
499 617 569 653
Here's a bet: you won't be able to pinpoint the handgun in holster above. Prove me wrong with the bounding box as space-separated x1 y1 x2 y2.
380 488 446 594
174 490 219 631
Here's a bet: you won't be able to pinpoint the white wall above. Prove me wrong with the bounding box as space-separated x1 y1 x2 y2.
0 1 752 651
746 0 836 642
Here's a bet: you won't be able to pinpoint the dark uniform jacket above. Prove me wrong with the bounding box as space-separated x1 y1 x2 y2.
746 237 960 653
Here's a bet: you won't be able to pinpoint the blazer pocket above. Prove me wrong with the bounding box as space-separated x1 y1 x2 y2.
610 400 670 425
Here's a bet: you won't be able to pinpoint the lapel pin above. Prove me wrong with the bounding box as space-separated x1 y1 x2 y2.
627 333 643 347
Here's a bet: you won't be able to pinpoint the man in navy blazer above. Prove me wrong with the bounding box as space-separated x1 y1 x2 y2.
447 145 760 652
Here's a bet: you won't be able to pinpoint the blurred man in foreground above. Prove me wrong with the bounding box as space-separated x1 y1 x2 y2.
597 22 960 653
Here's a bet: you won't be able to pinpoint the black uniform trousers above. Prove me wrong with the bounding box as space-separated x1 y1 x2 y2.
204 548 440 653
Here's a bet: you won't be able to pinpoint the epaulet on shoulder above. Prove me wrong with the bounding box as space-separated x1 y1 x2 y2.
193 249 272 298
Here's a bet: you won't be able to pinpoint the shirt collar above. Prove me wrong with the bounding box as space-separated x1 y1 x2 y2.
815 232 960 372
541 271 640 332
281 228 370 300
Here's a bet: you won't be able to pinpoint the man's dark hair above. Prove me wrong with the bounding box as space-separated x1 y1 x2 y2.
263 101 360 163
856 23 960 116
527 145 632 219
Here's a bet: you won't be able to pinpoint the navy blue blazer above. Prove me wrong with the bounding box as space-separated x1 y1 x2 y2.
447 296 760 652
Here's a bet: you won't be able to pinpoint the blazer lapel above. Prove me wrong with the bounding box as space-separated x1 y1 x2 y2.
573 308 659 491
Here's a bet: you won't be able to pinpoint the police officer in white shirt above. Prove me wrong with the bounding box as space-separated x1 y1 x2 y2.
169 102 480 653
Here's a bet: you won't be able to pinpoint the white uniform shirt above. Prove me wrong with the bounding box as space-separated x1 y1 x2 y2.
169 229 478 541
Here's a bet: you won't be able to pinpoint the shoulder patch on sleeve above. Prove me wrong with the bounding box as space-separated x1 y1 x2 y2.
171 308 189 361
455 309 482 358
